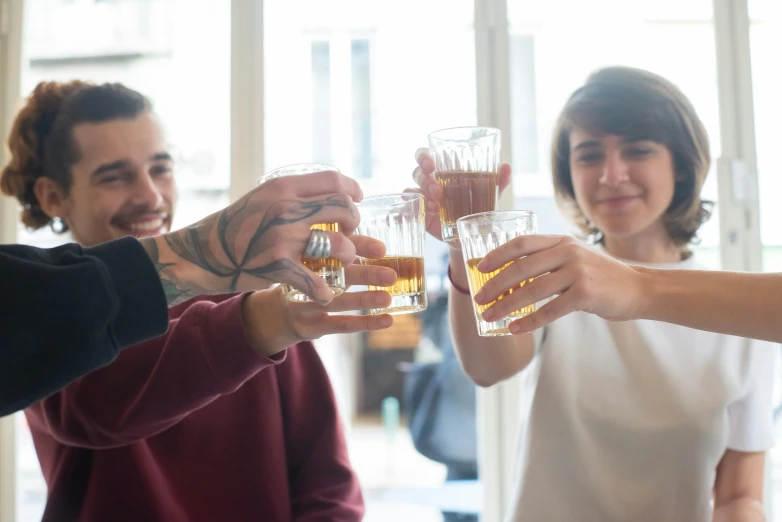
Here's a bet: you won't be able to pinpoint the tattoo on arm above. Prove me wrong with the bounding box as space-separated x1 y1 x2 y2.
140 237 194 306
162 195 350 301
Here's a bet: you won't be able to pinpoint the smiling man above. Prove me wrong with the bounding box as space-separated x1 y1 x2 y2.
1 80 393 522
82 150 176 236
1 85 374 418
32 99 177 241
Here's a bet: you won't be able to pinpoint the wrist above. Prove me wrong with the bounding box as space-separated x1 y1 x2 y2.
629 266 658 321
160 231 224 293
242 287 298 358
446 250 471 295
447 263 471 296
138 235 206 306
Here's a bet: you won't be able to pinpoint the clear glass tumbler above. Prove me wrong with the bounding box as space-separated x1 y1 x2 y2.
428 126 502 243
357 193 428 315
457 210 537 336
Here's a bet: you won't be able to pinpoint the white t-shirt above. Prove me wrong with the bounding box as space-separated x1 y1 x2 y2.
508 251 777 522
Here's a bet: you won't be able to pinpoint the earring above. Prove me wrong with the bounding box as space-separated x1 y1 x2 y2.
50 217 66 234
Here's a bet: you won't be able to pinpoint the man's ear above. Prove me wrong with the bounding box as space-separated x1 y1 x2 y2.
33 176 69 222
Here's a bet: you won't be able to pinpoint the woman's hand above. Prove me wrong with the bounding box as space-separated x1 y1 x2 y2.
242 235 397 357
474 235 648 334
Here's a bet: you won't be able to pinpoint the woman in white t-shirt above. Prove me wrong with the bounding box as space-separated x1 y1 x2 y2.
412 66 777 522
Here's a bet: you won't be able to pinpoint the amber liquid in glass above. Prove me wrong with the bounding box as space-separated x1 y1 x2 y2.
435 171 500 226
363 256 425 295
466 257 535 326
361 256 427 315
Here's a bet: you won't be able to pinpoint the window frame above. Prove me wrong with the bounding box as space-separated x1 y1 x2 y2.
0 0 23 519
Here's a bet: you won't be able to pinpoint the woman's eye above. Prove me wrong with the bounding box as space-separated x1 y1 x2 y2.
626 147 653 158
100 175 122 184
151 167 172 177
577 153 602 164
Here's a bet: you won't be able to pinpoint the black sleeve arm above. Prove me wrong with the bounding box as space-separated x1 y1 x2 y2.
0 236 168 416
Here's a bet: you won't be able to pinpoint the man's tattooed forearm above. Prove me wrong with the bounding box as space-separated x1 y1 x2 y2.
140 237 194 306
159 279 193 307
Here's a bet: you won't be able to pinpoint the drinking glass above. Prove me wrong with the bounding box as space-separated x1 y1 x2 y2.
428 126 502 243
357 193 427 315
457 210 537 336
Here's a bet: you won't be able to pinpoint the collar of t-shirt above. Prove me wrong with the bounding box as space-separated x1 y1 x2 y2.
593 242 702 271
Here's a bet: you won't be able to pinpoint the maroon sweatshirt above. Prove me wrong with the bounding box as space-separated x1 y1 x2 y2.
24 294 364 522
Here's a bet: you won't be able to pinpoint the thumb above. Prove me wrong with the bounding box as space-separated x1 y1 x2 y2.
498 163 513 193
425 209 443 241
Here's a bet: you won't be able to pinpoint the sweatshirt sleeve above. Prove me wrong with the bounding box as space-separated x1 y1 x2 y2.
277 342 364 522
0 237 168 417
24 294 283 449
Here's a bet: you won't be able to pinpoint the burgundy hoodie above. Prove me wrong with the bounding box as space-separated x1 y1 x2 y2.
25 294 364 522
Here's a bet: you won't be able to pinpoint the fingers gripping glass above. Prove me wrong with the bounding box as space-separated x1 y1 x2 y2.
457 210 537 336
258 163 346 302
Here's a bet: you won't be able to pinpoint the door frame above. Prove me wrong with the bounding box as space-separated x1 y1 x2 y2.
0 1 24 521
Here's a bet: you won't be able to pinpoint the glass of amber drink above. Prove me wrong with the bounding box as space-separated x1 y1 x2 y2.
258 163 345 302
428 126 502 243
456 210 537 336
357 193 427 315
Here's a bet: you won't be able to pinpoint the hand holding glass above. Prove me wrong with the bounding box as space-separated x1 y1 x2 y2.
258 163 345 302
457 211 537 336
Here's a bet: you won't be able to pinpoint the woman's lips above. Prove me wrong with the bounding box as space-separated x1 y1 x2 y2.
598 195 640 208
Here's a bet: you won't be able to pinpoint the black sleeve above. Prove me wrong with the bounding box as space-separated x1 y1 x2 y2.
0 236 169 416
